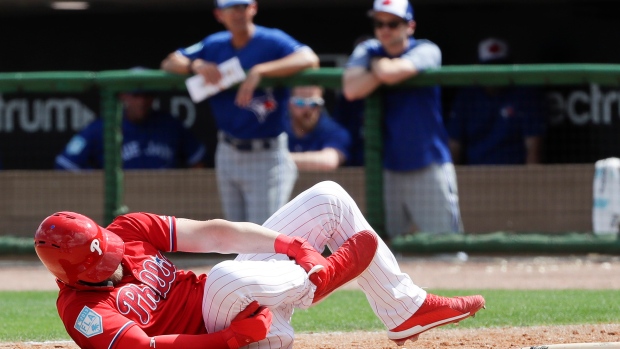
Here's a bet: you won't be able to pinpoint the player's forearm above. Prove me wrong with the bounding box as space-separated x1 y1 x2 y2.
176 218 280 254
371 57 418 85
115 325 239 349
160 52 192 75
525 136 542 164
342 68 381 100
290 149 344 171
252 48 319 78
217 221 283 254
448 140 463 165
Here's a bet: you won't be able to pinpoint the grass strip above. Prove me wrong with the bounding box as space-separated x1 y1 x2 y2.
1 289 618 342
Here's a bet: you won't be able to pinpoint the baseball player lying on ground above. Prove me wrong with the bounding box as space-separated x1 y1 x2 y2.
34 181 485 349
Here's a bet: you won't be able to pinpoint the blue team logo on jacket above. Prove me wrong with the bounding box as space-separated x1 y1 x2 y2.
246 94 278 123
500 105 515 119
74 306 103 337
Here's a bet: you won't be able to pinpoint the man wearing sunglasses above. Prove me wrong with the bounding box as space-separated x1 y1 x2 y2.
161 0 319 225
342 0 464 241
286 86 351 171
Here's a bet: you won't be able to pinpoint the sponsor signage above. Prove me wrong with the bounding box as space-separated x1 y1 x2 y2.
0 91 216 169
545 84 620 163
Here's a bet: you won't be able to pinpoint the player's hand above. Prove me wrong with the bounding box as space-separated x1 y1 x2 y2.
192 60 222 85
220 301 272 349
275 235 329 285
235 69 261 107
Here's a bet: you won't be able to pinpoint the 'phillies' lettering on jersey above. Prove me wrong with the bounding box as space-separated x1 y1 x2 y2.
116 254 176 324
117 284 161 325
137 254 176 298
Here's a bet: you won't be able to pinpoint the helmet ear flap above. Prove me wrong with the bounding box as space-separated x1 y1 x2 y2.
72 279 116 291
34 212 125 288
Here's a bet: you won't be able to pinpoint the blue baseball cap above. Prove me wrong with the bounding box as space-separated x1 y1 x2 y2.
369 0 414 22
215 0 254 8
124 67 156 96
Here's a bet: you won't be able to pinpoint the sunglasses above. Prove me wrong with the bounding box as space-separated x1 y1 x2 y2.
373 20 403 29
220 4 249 11
289 97 324 108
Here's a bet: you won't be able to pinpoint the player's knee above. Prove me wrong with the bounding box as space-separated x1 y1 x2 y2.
318 180 340 188
209 260 246 277
206 261 256 292
314 180 344 194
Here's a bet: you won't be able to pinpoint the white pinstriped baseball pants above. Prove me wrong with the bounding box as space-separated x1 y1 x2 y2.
215 132 298 225
202 181 427 349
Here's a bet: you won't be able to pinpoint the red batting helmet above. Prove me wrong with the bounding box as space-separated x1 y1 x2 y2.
34 211 125 288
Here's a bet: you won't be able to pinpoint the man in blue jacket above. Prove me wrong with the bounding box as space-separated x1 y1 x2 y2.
286 86 351 171
55 90 206 170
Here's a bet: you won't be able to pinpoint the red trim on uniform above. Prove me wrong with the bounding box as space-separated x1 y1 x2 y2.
169 216 176 252
108 321 135 349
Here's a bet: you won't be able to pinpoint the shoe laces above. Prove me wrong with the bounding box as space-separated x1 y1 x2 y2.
419 294 480 315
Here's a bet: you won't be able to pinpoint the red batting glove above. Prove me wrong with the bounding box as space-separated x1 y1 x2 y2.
219 301 272 349
274 235 328 285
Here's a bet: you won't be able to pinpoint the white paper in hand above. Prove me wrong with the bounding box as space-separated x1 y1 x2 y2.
185 56 246 103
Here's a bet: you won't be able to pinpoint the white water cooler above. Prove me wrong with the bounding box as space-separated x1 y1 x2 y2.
593 157 620 235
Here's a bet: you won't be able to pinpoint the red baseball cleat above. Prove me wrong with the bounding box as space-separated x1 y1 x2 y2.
310 230 378 304
388 293 486 345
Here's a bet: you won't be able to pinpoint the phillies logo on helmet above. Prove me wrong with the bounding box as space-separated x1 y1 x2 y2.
90 239 103 255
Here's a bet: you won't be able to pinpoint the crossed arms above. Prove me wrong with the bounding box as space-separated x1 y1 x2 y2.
343 57 419 101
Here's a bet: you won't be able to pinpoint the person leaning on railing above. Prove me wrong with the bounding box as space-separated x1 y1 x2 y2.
160 0 319 225
342 0 464 241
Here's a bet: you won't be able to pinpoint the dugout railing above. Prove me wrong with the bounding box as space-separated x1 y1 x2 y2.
1 65 620 254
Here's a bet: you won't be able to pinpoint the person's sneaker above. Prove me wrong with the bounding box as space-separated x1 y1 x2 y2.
387 293 486 345
310 230 378 304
